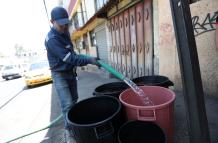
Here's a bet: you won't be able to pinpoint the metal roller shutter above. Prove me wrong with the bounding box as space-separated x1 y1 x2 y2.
95 25 109 64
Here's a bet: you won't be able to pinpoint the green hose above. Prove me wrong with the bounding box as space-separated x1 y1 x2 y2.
5 55 126 143
81 54 125 80
97 60 125 80
4 114 63 143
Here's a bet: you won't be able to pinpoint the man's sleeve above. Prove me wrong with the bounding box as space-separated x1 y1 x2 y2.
47 38 92 66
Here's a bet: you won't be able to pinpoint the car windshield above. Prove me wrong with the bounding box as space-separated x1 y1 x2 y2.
29 62 49 71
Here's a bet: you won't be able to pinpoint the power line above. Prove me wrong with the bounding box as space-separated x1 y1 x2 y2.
43 0 51 28
0 89 24 110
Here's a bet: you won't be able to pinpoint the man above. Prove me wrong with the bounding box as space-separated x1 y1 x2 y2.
215 15 218 50
44 7 99 142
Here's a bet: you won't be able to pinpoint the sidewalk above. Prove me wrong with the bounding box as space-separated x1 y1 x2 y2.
43 70 218 143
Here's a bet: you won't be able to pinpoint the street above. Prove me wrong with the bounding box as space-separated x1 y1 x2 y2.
0 78 53 143
0 77 25 109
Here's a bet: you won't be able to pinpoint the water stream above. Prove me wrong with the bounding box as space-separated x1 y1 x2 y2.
123 77 154 106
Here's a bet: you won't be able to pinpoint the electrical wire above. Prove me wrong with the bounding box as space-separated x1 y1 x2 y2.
43 0 51 28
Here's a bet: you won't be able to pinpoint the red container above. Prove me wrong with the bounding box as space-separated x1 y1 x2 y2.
119 86 176 143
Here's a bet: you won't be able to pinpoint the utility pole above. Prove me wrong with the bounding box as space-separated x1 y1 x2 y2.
170 0 210 143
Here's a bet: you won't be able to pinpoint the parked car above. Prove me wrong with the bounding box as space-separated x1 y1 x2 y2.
24 61 52 87
0 65 4 79
1 65 22 80
18 63 29 76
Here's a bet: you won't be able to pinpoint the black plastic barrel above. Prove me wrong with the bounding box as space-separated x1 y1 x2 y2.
118 121 167 143
67 96 123 143
93 82 129 98
132 75 174 88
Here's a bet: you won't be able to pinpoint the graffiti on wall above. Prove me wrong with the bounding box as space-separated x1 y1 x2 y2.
192 11 218 37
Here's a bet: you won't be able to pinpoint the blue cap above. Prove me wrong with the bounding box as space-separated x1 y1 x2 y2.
51 7 70 25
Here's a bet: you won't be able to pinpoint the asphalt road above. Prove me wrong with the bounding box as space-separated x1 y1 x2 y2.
0 78 53 143
0 77 26 110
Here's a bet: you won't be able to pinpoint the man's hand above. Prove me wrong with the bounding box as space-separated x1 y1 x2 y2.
90 57 101 67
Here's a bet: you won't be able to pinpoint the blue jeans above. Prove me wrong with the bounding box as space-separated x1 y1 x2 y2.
52 71 78 130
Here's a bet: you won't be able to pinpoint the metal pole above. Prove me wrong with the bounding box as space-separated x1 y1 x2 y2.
43 0 51 28
169 0 210 143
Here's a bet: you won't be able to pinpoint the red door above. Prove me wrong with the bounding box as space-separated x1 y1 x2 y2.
108 20 114 68
136 2 145 77
144 0 153 75
129 6 138 78
124 10 132 78
111 17 118 71
119 13 127 76
115 16 122 73
108 0 153 78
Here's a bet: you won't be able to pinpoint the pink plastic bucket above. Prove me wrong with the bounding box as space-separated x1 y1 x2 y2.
119 86 176 143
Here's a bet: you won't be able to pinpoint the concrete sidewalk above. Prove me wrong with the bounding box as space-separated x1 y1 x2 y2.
43 70 218 143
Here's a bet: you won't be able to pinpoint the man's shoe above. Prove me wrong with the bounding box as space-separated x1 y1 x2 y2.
64 129 76 143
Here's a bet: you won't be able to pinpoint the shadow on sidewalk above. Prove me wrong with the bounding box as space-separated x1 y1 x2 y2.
173 90 218 143
40 84 65 143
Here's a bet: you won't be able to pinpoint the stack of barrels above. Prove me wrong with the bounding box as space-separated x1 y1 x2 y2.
67 75 175 143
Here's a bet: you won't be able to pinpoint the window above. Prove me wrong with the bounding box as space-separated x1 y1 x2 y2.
73 13 79 29
94 0 108 12
29 61 49 71
90 30 96 46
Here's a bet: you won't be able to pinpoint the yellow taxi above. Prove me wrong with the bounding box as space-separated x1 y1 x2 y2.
24 61 52 87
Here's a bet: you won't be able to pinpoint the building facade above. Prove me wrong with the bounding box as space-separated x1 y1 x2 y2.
62 0 217 96
156 0 218 96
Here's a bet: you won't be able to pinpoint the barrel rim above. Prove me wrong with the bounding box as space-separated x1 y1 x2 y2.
118 120 167 142
132 75 172 86
94 82 129 95
119 86 176 109
67 95 122 127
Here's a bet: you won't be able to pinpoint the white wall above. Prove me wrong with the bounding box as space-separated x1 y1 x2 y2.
84 0 95 21
59 0 70 9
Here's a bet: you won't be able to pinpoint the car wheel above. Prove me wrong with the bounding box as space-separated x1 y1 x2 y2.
26 85 32 89
8 76 13 80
